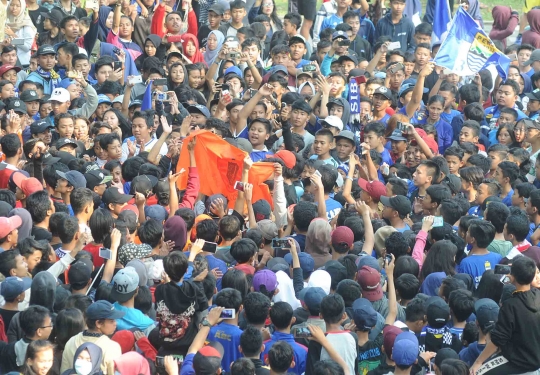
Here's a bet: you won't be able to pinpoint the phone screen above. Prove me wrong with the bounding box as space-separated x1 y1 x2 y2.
99 247 112 260
203 241 217 253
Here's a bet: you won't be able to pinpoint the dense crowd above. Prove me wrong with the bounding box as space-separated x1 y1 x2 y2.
1 0 540 374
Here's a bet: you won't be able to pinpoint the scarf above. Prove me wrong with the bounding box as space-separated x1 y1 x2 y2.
7 0 37 33
203 30 225 67
98 6 112 41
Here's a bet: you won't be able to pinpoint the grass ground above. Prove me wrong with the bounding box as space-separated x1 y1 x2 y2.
273 0 523 24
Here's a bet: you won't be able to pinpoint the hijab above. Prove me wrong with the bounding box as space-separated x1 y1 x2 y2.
520 72 533 96
420 272 446 296
136 34 166 65
164 216 188 252
7 0 37 33
274 270 301 309
98 6 113 41
306 270 331 295
68 342 103 375
181 33 205 65
114 352 151 375
305 219 332 269
203 30 225 67
9 208 31 239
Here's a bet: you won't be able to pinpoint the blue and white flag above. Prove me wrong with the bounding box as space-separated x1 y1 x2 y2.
141 80 154 111
432 0 451 45
434 8 511 80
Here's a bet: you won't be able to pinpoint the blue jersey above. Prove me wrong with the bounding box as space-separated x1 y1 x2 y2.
325 198 343 221
208 322 243 371
458 252 503 287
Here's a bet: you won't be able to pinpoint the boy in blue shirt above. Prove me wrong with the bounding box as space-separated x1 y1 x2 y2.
248 118 274 162
310 129 339 167
363 121 393 166
262 301 308 375
207 288 244 372
458 220 503 287
493 161 519 207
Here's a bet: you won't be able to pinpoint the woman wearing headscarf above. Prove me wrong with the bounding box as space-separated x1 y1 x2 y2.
274 270 302 310
519 73 533 111
164 216 187 252
305 219 332 269
61 342 103 375
181 33 206 65
203 30 225 67
134 34 166 71
6 0 37 66
113 352 151 375
97 7 113 42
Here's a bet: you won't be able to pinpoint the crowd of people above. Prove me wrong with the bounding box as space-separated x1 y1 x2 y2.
1 0 540 374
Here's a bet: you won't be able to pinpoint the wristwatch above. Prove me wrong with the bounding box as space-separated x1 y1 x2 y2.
201 318 212 328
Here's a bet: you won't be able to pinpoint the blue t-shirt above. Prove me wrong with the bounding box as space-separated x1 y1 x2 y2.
440 109 461 125
113 302 155 331
250 149 273 162
184 252 227 290
261 332 308 375
501 189 514 207
325 197 343 221
380 148 394 166
180 353 196 375
457 252 503 287
208 322 243 371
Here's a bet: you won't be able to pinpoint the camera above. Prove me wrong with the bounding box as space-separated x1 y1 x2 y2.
226 52 241 59
157 92 168 101
338 39 351 47
272 238 291 249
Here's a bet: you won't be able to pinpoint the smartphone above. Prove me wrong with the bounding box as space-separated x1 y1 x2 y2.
203 241 217 253
280 102 287 110
390 63 404 74
355 75 367 84
302 64 316 72
314 170 322 178
495 264 511 275
345 203 358 212
338 39 351 47
385 254 393 264
396 121 404 131
272 238 291 249
226 41 239 49
153 78 167 86
220 308 236 319
172 355 184 363
274 247 290 258
99 247 112 260
112 46 121 55
387 41 401 51
113 61 122 71
433 216 444 227
293 327 312 338
11 38 24 46
508 53 518 61
234 181 244 192
167 34 183 43
222 83 230 92
155 356 165 368
86 0 98 7
157 92 168 101
129 75 143 85
67 70 78 79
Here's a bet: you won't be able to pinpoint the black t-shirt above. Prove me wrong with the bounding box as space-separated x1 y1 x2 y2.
0 309 18 334
38 30 65 47
367 361 395 375
28 6 49 33
31 226 52 242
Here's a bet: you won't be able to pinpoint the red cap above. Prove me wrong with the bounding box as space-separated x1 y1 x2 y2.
358 178 387 202
0 64 21 77
121 204 139 218
0 216 22 238
356 266 382 302
413 129 439 154
331 226 354 248
12 172 43 197
383 325 403 358
269 150 296 169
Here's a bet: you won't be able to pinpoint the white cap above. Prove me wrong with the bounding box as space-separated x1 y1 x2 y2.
50 88 70 103
78 47 88 56
322 115 344 131
113 95 124 104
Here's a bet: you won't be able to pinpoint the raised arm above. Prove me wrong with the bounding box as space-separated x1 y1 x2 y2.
406 62 434 118
357 201 374 252
384 254 397 325
237 83 274 131
148 115 172 165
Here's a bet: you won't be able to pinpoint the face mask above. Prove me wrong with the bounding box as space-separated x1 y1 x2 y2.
74 359 93 375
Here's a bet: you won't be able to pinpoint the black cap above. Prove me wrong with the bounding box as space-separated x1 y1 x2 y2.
40 8 63 26
426 296 450 328
208 3 225 15
7 99 27 114
373 86 393 100
379 195 411 217
102 188 133 206
85 170 113 190
36 45 56 56
291 99 312 115
338 55 359 66
86 300 125 320
526 88 540 101
30 120 53 134
56 137 78 150
19 90 40 103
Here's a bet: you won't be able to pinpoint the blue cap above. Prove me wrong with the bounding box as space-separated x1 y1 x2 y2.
129 100 142 108
298 287 326 312
56 170 87 189
144 204 168 223
392 331 419 366
86 300 126 320
388 130 407 141
98 94 112 105
352 298 378 330
187 104 211 118
58 78 76 89
356 255 381 272
272 65 288 75
1 277 31 300
475 298 499 330
398 79 429 97
284 252 315 278
332 30 349 40
224 66 243 78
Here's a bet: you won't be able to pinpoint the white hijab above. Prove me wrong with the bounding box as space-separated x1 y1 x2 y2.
306 270 332 295
7 0 36 32
274 270 301 310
